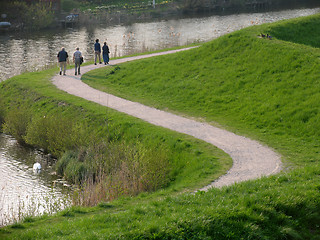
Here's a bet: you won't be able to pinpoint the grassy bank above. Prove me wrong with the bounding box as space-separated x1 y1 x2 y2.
1 14 320 239
0 53 230 203
82 14 320 169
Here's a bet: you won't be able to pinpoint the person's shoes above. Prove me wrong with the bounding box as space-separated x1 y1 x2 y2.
94 63 97 65
59 71 61 75
104 62 106 65
75 72 77 75
100 62 102 64
78 72 81 75
63 73 66 76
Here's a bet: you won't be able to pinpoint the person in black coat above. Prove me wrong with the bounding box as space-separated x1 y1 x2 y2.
57 47 68 75
102 42 110 65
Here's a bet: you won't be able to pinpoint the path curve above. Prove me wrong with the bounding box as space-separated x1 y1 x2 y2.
52 47 282 190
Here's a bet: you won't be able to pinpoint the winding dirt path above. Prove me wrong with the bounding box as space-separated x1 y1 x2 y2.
52 47 282 190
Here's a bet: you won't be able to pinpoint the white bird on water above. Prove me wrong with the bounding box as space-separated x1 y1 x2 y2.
33 162 41 173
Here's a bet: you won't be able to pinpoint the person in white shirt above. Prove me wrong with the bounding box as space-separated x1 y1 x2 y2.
73 47 82 75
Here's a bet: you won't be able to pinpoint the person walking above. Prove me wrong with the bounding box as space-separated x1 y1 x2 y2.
57 47 68 75
73 47 82 75
102 42 110 65
94 39 102 65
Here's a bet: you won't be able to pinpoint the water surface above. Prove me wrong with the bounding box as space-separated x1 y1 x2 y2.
1 8 319 81
0 133 71 226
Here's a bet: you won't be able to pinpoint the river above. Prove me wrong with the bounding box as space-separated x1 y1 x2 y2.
1 7 319 82
0 7 319 226
0 133 71 226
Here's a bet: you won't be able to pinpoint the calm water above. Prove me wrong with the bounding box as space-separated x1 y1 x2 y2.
0 133 71 226
1 8 319 82
0 8 319 225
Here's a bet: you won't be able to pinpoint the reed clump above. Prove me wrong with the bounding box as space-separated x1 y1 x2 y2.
60 142 171 206
1 107 171 206
73 143 170 206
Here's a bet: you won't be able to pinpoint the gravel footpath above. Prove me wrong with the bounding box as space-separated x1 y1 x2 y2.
52 47 282 190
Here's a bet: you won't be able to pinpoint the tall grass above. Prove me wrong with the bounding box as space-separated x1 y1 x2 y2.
0 189 71 227
72 141 170 206
60 141 171 205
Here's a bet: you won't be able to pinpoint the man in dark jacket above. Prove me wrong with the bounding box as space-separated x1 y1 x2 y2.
57 47 69 75
94 39 102 65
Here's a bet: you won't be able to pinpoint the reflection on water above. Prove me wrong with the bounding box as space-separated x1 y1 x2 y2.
0 8 319 82
0 133 71 226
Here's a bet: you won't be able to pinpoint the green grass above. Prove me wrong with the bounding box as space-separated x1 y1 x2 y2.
1 14 320 239
0 67 230 191
82 14 320 168
0 45 231 202
1 166 320 239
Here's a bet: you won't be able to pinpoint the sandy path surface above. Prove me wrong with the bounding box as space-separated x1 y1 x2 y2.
52 47 282 190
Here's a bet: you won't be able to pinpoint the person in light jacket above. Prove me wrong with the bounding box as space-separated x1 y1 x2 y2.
73 47 82 75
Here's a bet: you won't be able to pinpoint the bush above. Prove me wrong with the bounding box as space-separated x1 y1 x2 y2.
2 108 31 144
69 141 171 205
56 151 76 176
64 159 87 183
61 0 80 12
25 113 89 157
1 1 55 30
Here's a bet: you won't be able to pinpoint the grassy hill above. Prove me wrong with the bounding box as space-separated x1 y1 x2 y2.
1 14 320 239
83 14 320 169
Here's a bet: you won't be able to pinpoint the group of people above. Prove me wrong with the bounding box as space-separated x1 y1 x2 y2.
94 39 110 65
57 39 110 76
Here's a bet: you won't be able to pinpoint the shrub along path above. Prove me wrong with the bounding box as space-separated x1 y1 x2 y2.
52 47 282 190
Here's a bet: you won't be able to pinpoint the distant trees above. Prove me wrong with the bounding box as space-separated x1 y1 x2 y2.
173 0 319 12
0 1 55 30
61 0 80 12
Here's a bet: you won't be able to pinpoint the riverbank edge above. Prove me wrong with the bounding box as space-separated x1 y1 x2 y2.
1 14 320 239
